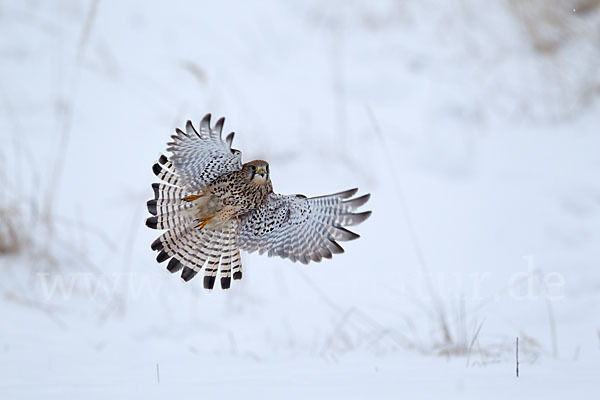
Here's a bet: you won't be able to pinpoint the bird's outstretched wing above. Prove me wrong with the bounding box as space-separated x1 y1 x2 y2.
237 189 371 263
166 113 242 189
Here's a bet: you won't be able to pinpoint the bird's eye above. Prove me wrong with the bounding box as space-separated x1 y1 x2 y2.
251 165 256 171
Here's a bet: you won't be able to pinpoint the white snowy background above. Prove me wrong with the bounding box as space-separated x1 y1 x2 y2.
1 0 599 398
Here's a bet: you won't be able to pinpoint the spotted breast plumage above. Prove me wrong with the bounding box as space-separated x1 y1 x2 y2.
146 114 371 290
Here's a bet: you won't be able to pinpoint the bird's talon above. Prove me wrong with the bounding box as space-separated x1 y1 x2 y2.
196 215 215 229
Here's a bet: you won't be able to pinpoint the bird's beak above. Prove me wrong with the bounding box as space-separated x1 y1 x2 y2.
256 168 266 177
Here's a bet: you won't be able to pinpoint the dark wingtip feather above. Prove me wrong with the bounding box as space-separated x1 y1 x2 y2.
233 271 242 280
344 193 370 209
335 226 360 241
214 117 225 135
152 163 162 176
221 277 231 289
167 258 183 273
156 250 170 263
312 188 358 200
147 200 157 216
151 183 160 199
145 216 158 229
151 237 163 251
360 210 372 221
203 275 216 289
329 240 345 254
343 211 372 226
201 113 212 128
339 188 358 199
225 132 235 147
158 154 168 164
185 120 198 136
181 267 197 282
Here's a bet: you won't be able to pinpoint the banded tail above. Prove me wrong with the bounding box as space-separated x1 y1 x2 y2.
146 153 242 289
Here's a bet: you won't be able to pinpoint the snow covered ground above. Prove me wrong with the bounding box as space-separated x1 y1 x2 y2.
1 0 599 398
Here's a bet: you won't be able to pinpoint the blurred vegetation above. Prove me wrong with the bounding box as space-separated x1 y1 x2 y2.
509 0 600 53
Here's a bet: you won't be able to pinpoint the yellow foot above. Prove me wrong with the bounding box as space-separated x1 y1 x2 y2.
196 215 215 229
183 194 204 202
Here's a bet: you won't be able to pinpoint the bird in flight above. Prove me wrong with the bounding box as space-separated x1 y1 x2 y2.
146 114 371 290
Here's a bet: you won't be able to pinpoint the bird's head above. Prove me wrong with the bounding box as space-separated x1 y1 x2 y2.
244 160 270 185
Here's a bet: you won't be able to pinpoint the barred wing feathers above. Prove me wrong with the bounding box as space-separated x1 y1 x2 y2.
150 219 242 289
237 189 371 264
146 116 244 290
167 113 242 190
147 114 371 289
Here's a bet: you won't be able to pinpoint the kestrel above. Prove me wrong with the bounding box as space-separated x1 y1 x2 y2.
146 114 371 290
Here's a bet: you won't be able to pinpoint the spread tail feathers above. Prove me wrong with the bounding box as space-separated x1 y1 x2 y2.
146 154 242 289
